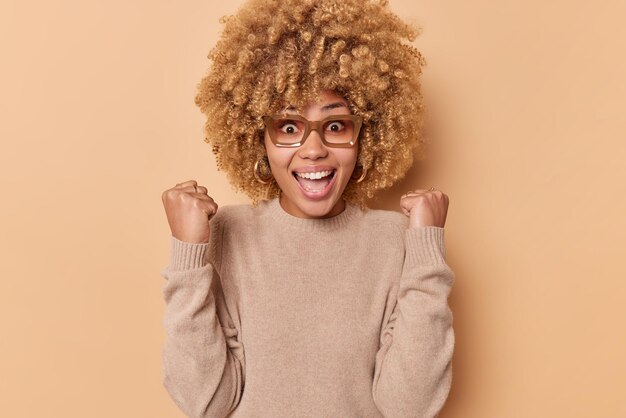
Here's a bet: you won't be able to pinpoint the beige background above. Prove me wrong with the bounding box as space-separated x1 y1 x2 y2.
1 0 625 417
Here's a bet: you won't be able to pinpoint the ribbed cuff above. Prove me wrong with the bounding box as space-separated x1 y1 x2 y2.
168 235 210 270
404 226 447 267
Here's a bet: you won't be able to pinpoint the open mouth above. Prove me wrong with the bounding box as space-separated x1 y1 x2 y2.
292 169 337 195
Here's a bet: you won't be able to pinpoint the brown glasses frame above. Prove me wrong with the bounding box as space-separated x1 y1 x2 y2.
262 114 363 148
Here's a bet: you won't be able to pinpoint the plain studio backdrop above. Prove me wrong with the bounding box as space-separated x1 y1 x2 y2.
1 0 625 417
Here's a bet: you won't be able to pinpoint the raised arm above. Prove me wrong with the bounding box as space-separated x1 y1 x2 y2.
160 236 245 418
160 180 244 418
372 226 455 417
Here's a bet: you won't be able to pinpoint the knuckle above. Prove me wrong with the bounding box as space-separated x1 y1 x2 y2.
162 189 176 201
176 192 189 203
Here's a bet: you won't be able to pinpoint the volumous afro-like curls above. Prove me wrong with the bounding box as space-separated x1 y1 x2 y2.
194 0 427 207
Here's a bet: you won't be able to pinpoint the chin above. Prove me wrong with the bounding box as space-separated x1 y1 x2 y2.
296 198 340 218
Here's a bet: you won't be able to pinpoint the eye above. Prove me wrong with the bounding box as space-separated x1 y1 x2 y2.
326 121 345 133
278 121 300 134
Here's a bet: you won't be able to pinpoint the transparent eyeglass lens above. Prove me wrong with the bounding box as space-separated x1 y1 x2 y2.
270 118 356 145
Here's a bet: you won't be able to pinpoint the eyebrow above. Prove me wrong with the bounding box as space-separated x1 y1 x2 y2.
321 102 350 112
282 102 349 113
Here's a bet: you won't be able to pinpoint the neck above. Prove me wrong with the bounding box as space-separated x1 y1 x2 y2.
278 194 346 219
265 197 360 233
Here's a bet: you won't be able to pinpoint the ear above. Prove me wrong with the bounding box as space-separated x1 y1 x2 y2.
258 129 267 149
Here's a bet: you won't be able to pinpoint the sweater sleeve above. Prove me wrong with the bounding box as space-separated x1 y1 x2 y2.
159 229 245 418
372 226 455 418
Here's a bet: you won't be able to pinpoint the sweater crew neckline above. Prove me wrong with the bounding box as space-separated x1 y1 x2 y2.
263 197 361 232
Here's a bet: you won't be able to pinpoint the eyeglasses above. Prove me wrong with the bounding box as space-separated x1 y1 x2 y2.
262 114 363 148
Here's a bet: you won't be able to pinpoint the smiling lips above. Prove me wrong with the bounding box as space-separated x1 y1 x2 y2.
295 170 333 180
292 167 337 199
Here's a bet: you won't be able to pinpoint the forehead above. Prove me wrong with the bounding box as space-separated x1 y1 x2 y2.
279 90 350 113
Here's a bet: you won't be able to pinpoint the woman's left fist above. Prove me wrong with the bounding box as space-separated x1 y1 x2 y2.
400 188 449 228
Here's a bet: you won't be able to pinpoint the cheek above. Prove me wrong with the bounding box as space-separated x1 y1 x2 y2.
264 138 296 174
337 149 359 171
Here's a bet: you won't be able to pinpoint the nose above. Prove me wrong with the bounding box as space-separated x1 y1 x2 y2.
298 128 328 159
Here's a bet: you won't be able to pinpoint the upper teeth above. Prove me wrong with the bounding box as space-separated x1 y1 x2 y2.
295 170 333 180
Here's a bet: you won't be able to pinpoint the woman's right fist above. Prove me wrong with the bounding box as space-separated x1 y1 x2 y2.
161 180 218 244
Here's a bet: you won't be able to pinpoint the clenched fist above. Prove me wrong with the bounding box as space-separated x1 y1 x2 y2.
400 188 449 229
161 180 218 244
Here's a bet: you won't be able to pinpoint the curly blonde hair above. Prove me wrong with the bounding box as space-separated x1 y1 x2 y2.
194 0 427 208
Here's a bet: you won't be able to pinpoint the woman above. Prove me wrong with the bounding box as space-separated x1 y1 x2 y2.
160 0 455 417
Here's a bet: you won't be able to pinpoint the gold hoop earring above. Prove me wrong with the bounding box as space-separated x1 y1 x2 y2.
351 165 367 183
254 156 273 184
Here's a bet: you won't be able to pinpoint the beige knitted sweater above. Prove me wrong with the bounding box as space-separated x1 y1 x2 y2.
160 197 455 418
